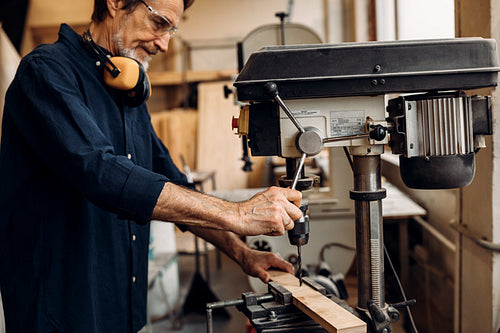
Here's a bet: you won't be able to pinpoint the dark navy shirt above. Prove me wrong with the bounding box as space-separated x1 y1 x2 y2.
0 24 190 333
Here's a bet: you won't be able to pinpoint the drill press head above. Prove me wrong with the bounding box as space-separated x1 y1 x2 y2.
232 38 499 189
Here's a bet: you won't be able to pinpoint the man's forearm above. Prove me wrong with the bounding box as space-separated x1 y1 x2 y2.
151 182 240 231
151 182 303 237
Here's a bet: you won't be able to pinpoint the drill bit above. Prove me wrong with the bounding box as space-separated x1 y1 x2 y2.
288 203 309 286
289 154 308 287
297 244 303 286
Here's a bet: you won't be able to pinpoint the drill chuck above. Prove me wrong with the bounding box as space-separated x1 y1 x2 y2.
288 203 310 247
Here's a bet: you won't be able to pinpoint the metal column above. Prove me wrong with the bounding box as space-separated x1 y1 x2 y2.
351 154 386 310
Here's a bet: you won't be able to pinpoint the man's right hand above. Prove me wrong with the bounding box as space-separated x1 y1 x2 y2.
234 186 302 236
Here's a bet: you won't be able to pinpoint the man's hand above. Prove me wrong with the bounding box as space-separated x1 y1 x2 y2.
235 186 303 236
185 226 294 283
238 248 294 283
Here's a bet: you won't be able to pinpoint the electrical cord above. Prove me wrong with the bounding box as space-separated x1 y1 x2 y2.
343 146 354 171
384 245 419 333
319 242 356 262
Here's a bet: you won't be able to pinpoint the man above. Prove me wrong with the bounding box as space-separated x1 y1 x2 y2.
0 0 302 332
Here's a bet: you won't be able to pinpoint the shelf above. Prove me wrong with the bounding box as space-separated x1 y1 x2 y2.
148 69 237 86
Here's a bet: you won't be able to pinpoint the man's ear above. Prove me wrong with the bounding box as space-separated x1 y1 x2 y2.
106 0 122 18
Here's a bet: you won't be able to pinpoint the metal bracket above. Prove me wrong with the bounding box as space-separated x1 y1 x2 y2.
302 277 326 295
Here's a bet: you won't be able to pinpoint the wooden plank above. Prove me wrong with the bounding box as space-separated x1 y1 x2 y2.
269 270 366 333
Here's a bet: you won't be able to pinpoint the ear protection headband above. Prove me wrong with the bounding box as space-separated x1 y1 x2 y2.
82 30 151 107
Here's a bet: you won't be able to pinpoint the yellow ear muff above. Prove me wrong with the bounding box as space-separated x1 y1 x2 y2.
82 30 151 106
102 56 142 91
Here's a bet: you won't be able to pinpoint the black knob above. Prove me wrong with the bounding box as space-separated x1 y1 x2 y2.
275 12 289 21
369 124 387 141
223 85 232 99
242 155 254 172
264 82 279 97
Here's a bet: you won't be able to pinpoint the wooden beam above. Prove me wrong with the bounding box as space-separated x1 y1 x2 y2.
269 270 366 333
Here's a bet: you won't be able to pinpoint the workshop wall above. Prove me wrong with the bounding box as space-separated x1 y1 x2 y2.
455 1 500 332
177 0 332 71
20 0 91 54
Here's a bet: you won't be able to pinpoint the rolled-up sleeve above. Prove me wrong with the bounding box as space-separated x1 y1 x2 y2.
116 165 166 223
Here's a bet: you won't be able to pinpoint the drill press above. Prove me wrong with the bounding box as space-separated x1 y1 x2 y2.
231 38 499 332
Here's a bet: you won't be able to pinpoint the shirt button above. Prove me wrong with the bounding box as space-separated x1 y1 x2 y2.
132 276 136 283
132 234 136 241
127 153 132 159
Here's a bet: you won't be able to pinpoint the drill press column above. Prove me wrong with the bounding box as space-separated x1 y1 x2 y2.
350 154 386 310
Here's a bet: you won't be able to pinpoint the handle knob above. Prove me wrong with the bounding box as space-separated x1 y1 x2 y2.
369 124 388 141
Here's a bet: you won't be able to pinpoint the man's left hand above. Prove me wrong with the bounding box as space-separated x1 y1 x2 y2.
238 248 294 283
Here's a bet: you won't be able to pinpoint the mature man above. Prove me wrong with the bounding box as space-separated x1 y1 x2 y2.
0 0 302 332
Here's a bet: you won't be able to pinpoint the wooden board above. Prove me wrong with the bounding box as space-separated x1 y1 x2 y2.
150 109 198 171
196 81 248 191
269 270 366 333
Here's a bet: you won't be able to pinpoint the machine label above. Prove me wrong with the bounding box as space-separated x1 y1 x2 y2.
290 110 321 117
330 110 365 137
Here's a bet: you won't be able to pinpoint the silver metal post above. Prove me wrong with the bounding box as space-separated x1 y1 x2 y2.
206 308 213 333
352 154 385 310
274 94 305 133
291 153 307 190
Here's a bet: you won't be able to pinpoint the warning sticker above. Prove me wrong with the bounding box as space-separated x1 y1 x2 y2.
330 110 365 137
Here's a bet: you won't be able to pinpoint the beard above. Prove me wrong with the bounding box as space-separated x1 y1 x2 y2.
112 32 156 71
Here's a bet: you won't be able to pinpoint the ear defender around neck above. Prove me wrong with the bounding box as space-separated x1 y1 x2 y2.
82 30 151 107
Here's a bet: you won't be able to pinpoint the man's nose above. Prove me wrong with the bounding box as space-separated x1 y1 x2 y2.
154 34 170 53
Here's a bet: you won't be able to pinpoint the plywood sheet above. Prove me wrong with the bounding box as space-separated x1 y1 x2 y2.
269 270 366 333
150 109 198 171
196 81 247 191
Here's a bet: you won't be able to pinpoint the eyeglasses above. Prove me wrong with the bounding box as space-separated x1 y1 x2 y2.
140 0 178 38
